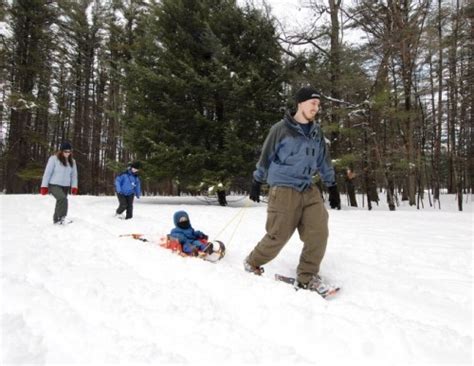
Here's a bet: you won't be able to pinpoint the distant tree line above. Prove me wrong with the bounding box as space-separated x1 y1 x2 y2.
0 0 471 210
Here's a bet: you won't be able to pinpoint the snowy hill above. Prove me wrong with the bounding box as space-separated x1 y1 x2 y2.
1 194 472 365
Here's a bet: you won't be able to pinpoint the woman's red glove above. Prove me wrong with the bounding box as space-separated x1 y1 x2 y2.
71 187 78 195
40 187 48 195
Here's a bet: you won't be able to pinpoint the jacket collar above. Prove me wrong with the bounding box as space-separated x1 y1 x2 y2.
283 110 318 139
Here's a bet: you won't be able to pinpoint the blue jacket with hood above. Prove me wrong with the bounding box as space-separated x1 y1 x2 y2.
169 211 207 254
253 111 336 190
115 169 141 197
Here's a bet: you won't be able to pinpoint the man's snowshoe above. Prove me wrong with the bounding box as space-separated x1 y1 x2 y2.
275 274 340 299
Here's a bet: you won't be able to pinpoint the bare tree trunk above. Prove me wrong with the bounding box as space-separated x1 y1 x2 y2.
5 1 47 193
427 47 438 207
91 66 106 195
466 0 473 196
328 0 342 156
434 0 443 202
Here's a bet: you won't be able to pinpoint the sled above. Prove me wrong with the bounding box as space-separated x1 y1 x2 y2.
159 235 226 262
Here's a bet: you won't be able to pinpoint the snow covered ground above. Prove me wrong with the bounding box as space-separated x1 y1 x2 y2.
1 193 472 365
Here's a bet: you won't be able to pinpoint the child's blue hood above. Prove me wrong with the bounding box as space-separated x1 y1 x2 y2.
173 210 190 226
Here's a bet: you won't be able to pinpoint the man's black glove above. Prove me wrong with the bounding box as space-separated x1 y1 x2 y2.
328 185 341 210
249 179 262 202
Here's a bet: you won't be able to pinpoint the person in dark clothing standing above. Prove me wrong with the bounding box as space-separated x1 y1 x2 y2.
115 161 142 219
244 86 341 294
215 182 228 206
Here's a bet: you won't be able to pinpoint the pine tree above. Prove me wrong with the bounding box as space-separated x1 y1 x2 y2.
4 0 56 193
125 0 285 192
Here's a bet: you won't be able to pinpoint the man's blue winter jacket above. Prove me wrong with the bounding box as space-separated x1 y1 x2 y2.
115 169 141 197
253 111 336 190
169 211 207 254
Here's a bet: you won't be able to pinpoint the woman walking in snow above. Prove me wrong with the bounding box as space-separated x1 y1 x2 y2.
40 141 78 224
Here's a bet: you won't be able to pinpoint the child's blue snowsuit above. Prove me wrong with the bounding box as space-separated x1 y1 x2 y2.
169 211 208 254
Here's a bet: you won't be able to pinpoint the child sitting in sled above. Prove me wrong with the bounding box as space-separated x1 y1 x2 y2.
169 210 213 256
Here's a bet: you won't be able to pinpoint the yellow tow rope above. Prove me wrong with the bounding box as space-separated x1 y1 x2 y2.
214 198 252 246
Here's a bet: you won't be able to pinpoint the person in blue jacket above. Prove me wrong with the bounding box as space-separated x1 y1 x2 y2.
115 161 142 219
169 211 212 255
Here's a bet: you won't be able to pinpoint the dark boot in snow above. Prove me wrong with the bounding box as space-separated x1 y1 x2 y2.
243 256 264 275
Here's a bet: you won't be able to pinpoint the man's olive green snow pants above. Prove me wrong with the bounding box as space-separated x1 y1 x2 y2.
247 185 329 284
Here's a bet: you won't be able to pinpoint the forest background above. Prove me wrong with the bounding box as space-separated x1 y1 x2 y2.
0 0 472 211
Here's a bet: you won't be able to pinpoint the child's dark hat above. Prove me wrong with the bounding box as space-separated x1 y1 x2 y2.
129 161 142 169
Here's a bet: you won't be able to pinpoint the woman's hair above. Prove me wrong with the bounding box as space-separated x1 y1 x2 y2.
56 151 74 167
